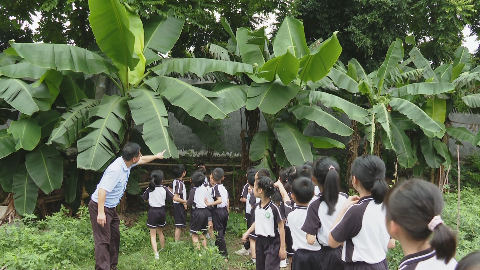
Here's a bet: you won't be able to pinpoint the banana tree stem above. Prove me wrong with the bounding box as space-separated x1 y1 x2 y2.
134 71 152 88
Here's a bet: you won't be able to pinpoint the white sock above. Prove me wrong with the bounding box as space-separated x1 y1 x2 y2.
252 258 256 263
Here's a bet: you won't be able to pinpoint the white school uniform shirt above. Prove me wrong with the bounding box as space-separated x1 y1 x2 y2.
252 201 284 237
212 183 229 208
330 196 391 264
314 186 321 196
187 185 209 209
204 182 214 204
171 179 186 204
302 192 348 246
284 201 321 251
398 249 457 270
142 185 174 207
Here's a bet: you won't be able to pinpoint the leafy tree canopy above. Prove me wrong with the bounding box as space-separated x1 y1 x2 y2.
296 0 480 72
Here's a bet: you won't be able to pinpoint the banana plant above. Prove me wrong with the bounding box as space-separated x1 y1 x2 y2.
0 0 253 216
224 17 364 175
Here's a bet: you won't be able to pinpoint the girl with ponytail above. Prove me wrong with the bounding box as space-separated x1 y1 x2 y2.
242 176 286 270
301 157 348 270
385 178 457 269
142 170 174 259
329 155 395 270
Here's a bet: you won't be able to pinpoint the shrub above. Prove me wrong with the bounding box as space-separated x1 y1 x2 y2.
226 211 247 237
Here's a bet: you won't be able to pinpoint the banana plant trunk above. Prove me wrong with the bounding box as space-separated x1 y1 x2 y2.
0 193 17 225
239 108 260 205
346 121 360 187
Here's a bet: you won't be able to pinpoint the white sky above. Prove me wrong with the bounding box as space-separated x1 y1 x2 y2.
28 11 479 54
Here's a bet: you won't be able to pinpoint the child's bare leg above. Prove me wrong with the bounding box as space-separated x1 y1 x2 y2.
191 233 201 249
157 227 165 249
250 238 256 259
175 227 182 242
150 228 158 254
199 233 207 248
208 220 214 241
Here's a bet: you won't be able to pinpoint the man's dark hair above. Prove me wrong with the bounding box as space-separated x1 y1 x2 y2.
191 172 205 187
172 164 186 178
247 172 256 186
292 177 315 204
122 142 141 161
212 167 225 182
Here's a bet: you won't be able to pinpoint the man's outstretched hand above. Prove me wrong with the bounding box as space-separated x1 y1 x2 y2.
155 150 166 159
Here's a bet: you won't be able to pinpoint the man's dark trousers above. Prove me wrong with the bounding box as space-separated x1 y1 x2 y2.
89 200 120 270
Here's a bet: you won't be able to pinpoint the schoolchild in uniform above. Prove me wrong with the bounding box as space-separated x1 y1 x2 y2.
196 164 215 240
278 167 299 267
187 171 211 249
456 252 480 270
385 178 457 270
242 176 287 270
171 164 188 242
142 170 174 259
329 155 396 270
236 167 258 256
246 168 268 264
206 168 230 259
302 157 348 270
275 176 321 270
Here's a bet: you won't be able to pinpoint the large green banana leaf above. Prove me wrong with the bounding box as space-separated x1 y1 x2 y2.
309 91 368 124
170 106 226 153
88 0 137 71
420 135 444 168
145 76 227 120
372 104 394 151
0 78 49 115
273 16 309 59
275 144 291 167
25 145 63 194
376 39 403 90
258 51 299 85
236 28 265 68
211 83 247 115
10 43 117 74
391 83 454 97
246 80 299 114
299 33 342 83
434 64 452 83
126 9 146 86
389 98 443 133
307 136 345 149
151 58 253 77
274 121 313 166
47 99 100 148
391 122 416 168
328 68 359 93
128 88 178 158
36 110 62 139
289 105 353 136
0 151 20 192
349 59 371 85
221 18 236 42
0 129 16 159
77 95 128 171
59 76 87 107
8 118 41 151
453 46 471 72
446 127 478 145
12 165 38 216
462 94 480 108
423 98 446 123
409 48 438 82
0 52 21 67
37 70 63 105
249 131 274 161
433 140 453 167
144 14 185 54
0 62 48 79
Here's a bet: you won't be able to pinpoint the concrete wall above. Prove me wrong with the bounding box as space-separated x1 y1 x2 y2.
448 112 480 157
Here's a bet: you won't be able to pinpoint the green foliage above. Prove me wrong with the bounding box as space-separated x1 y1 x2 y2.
226 211 248 237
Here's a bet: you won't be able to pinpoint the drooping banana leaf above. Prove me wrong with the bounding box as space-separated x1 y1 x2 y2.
25 145 63 194
0 151 21 192
36 110 62 139
274 121 313 166
462 94 480 108
307 136 345 149
77 95 128 171
0 62 48 79
12 165 38 216
391 122 416 168
389 98 444 134
328 68 359 93
246 80 299 114
0 78 49 115
249 131 274 161
151 58 253 77
7 118 41 151
143 13 185 54
309 91 368 124
0 129 16 159
289 105 353 136
128 88 178 158
47 99 100 149
258 51 299 85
